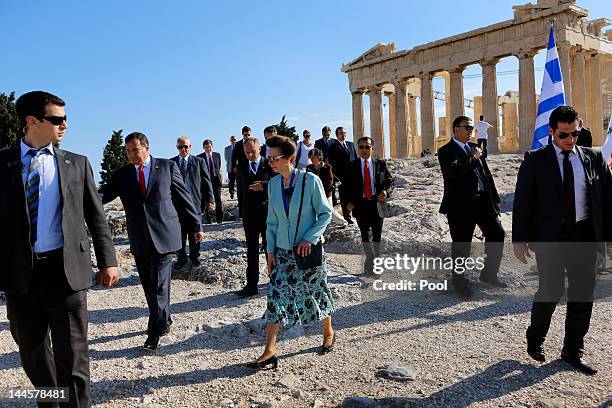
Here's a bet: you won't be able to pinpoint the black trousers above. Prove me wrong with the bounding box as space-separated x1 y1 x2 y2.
243 214 267 289
206 178 223 223
477 138 488 158
354 198 384 260
228 170 236 198
527 220 597 352
177 216 200 262
134 251 174 337
6 249 90 408
338 183 352 221
446 194 505 289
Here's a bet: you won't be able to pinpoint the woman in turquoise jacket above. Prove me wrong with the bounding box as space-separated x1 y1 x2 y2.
247 135 335 369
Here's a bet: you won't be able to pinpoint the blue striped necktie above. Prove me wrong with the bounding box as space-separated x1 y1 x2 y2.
26 149 43 246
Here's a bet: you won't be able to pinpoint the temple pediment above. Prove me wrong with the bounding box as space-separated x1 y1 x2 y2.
344 43 397 68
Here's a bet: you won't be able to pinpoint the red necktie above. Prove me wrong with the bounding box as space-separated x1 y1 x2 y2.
363 160 373 199
138 164 147 197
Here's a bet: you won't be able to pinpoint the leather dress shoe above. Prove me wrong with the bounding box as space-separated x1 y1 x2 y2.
561 349 597 375
143 335 160 351
479 275 508 288
235 287 258 297
527 345 546 362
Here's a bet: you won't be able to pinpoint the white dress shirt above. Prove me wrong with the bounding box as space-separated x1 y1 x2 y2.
249 157 262 175
552 144 589 222
360 157 375 197
20 139 63 252
134 155 152 189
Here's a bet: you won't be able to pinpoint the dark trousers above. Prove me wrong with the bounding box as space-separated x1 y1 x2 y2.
228 170 236 198
206 178 223 223
354 198 384 266
446 194 505 289
243 214 267 289
6 249 90 408
527 220 597 352
338 183 352 221
177 216 200 262
477 138 488 158
134 251 174 337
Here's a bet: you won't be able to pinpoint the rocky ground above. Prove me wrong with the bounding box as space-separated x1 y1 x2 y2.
1 154 611 407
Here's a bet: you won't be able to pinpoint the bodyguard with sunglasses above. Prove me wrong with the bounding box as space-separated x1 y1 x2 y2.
438 116 506 297
513 105 612 374
0 91 119 406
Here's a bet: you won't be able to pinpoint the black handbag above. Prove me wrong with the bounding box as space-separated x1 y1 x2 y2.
292 172 324 270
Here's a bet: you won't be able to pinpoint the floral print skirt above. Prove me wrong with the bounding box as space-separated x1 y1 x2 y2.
264 248 335 327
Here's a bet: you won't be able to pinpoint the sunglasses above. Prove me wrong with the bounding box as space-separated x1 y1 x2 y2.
268 155 285 163
41 115 67 126
558 130 581 140
358 145 372 150
457 125 474 131
176 144 189 149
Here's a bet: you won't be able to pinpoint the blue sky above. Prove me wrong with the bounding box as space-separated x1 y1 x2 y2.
2 0 608 179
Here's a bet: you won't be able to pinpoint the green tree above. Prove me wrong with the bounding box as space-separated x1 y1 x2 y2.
0 92 22 149
99 129 129 186
276 115 298 143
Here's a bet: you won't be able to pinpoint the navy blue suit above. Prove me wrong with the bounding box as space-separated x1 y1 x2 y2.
100 157 202 337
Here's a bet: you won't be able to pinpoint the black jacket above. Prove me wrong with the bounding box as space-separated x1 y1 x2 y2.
170 154 214 213
328 139 357 183
345 158 393 205
314 137 334 161
238 158 274 220
0 146 117 293
196 151 223 184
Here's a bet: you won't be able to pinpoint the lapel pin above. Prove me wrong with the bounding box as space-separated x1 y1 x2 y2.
65 159 71 164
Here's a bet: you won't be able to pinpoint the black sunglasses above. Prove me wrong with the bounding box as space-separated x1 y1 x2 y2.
457 125 474 131
558 130 581 140
176 144 189 149
358 145 372 150
41 115 67 126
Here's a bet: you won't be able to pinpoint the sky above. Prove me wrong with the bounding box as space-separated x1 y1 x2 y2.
2 0 609 180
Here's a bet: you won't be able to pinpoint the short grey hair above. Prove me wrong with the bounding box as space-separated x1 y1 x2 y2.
244 137 260 146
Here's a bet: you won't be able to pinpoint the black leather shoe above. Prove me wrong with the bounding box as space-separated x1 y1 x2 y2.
143 335 160 351
527 345 546 362
479 275 508 288
321 332 336 354
561 350 597 375
173 259 188 270
162 321 173 336
246 355 278 370
235 287 258 297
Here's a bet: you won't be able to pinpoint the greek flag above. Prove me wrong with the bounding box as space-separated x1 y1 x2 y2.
532 22 565 149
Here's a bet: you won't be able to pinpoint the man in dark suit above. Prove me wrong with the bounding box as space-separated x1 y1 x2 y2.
513 105 612 374
315 126 338 205
231 126 252 218
259 125 277 159
224 135 237 199
198 139 224 224
0 91 119 407
100 132 204 350
438 116 506 297
235 137 274 297
329 126 357 224
575 118 593 148
346 136 393 275
170 136 214 269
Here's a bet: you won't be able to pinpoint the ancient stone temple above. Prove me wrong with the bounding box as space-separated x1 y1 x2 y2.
341 0 611 158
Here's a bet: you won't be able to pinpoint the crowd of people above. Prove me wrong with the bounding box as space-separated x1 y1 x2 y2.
0 91 610 407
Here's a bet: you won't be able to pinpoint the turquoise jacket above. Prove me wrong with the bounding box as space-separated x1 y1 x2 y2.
266 170 332 252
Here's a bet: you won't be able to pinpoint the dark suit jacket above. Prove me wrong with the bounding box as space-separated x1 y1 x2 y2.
170 155 214 213
512 144 612 243
196 151 223 184
576 127 593 148
345 158 393 205
314 138 334 161
437 139 500 217
0 146 117 294
328 139 357 183
231 139 249 173
238 158 274 220
99 157 202 257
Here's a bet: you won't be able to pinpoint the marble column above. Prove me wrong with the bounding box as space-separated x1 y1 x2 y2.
393 79 410 158
419 74 435 154
351 91 365 140
387 92 397 158
367 85 385 159
502 102 520 153
518 51 537 151
439 71 452 138
586 53 604 145
449 67 465 121
571 49 587 119
473 96 483 125
557 41 573 105
408 94 418 156
481 58 500 154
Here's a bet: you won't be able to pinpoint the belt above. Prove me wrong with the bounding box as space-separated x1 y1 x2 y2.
33 248 62 261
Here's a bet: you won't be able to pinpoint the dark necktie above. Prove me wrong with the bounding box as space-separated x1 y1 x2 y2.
562 150 576 228
250 161 257 175
464 144 485 192
208 154 215 177
138 164 147 197
180 157 187 178
26 149 43 246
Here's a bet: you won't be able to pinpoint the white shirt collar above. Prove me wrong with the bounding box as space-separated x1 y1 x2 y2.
180 154 190 161
360 157 373 165
135 155 151 169
452 137 468 150
552 143 576 156
20 138 55 158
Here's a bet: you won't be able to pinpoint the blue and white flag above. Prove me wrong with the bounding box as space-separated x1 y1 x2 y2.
532 22 566 149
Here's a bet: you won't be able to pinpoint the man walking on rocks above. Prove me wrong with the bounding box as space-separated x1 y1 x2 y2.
100 132 204 350
224 135 237 199
513 105 612 375
438 116 506 298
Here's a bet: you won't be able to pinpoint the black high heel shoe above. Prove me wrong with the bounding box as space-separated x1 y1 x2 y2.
246 355 279 370
321 332 336 354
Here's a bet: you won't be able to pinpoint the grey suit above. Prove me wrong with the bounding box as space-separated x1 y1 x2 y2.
100 157 202 337
0 144 117 407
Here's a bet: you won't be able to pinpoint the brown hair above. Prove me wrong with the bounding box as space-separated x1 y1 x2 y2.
266 135 297 160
